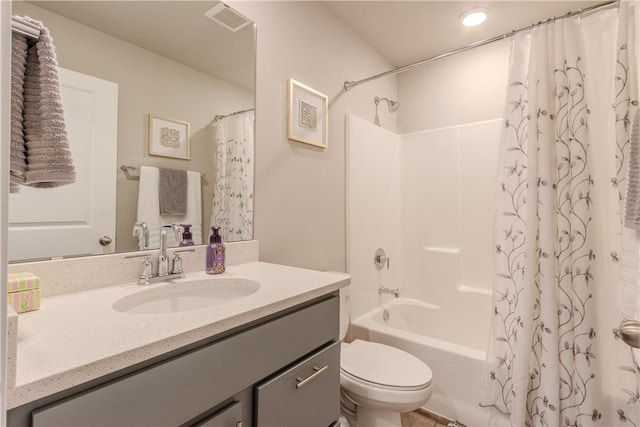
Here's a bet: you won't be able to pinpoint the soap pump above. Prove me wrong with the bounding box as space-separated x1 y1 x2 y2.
206 226 225 274
179 224 194 246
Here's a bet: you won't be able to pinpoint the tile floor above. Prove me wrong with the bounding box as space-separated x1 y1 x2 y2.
401 410 463 427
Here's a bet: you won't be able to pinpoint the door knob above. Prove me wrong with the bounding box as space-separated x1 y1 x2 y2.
99 235 113 246
619 320 640 348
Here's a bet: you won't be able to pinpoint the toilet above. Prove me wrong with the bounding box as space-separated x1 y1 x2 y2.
339 289 433 427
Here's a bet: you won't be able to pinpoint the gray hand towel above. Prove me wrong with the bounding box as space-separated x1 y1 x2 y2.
159 168 188 216
11 16 75 190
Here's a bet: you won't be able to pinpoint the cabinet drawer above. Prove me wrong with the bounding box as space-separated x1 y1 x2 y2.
255 341 340 427
192 401 242 427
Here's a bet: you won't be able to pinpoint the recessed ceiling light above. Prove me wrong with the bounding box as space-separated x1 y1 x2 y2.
460 8 489 27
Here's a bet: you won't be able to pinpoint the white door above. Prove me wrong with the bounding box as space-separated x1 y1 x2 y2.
8 68 118 262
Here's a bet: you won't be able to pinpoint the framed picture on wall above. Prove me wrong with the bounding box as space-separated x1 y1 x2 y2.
148 115 191 160
287 79 328 148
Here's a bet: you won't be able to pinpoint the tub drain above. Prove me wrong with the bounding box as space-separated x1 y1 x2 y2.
382 308 390 321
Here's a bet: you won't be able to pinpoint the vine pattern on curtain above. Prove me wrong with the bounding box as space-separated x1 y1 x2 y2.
612 14 640 427
481 3 639 426
211 111 254 242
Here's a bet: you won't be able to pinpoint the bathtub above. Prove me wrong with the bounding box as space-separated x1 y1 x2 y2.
349 298 491 426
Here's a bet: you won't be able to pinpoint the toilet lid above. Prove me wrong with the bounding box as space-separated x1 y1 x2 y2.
341 340 432 389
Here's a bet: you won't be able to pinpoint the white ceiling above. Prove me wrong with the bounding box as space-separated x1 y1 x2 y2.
27 1 607 89
323 1 604 68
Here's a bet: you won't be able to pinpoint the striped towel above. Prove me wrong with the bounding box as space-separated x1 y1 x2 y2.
10 16 75 192
10 31 28 192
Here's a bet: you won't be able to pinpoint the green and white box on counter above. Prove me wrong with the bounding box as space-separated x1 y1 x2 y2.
7 272 41 314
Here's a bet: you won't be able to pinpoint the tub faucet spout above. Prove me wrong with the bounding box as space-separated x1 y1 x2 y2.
378 285 399 298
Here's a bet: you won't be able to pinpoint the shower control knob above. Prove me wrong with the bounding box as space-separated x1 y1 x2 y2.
99 235 113 246
374 248 387 269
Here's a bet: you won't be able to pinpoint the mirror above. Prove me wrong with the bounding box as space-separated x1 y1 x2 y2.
8 0 256 262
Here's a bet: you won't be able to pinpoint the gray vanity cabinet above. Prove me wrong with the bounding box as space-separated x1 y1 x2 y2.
255 341 340 427
8 294 340 427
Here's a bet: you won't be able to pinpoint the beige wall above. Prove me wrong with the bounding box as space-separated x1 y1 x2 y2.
13 1 253 253
398 39 510 133
233 0 508 272
231 2 398 272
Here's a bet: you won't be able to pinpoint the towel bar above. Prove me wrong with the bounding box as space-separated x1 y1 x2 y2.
120 165 209 185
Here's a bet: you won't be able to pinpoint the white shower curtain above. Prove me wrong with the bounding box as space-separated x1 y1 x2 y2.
481 3 639 426
210 111 254 242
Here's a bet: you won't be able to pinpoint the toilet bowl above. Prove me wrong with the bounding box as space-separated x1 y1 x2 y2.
339 289 433 427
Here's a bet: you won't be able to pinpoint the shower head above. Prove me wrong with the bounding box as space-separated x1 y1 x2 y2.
374 96 399 113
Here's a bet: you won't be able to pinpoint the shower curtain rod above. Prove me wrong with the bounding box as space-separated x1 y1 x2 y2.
343 0 618 91
212 108 255 123
11 16 39 40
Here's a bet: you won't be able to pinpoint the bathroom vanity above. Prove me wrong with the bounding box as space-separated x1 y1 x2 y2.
5 249 349 427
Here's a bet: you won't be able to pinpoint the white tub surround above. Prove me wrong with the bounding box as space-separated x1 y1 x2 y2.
6 242 350 409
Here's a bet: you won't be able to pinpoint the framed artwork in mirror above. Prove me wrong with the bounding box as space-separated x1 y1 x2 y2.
148 115 191 160
287 79 328 148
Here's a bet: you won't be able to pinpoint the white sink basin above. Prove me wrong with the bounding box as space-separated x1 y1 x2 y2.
113 278 260 315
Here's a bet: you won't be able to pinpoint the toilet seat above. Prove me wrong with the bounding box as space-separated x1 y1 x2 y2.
341 340 432 391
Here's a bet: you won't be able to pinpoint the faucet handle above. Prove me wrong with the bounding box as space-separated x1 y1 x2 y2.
171 253 184 275
140 255 154 279
125 254 154 282
175 224 184 241
171 249 195 275
133 222 149 248
162 223 183 242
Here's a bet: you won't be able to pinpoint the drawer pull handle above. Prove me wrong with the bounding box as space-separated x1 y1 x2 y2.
295 365 328 389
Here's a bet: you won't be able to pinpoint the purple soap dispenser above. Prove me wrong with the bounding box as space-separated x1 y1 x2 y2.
206 226 225 274
179 224 194 246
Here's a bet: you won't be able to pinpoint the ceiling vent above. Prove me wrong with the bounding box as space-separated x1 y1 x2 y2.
205 3 252 32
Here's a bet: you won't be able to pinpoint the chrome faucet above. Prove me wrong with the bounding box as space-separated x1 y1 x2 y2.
158 224 183 277
378 284 399 298
126 224 195 286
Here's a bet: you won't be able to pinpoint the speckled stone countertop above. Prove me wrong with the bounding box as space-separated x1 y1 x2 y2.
7 261 350 409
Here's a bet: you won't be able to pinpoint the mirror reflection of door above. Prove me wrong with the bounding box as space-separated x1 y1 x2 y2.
9 1 256 262
8 68 118 262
